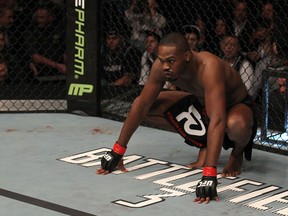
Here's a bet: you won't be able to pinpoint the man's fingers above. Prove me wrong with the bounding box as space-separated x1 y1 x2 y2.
95 169 102 174
95 169 103 174
193 196 218 204
96 168 110 175
99 170 110 175
96 166 128 175
193 197 205 204
198 198 205 204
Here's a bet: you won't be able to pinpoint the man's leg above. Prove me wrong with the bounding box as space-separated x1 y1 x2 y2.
186 147 206 169
222 104 254 177
145 91 209 169
144 91 191 131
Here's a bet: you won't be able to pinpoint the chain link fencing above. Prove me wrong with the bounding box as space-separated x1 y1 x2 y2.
0 1 66 112
0 0 287 155
101 0 288 155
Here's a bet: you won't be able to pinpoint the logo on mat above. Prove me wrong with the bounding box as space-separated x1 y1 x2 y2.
59 148 288 215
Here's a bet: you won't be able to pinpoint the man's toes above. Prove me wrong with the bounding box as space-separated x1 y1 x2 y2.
221 170 241 177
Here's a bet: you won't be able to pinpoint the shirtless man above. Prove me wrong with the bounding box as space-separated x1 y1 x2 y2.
96 33 256 204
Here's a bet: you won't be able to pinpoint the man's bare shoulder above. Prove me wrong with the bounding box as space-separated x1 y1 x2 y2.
195 51 225 70
197 51 222 62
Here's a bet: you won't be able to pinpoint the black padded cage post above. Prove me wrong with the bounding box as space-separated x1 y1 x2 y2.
66 0 102 116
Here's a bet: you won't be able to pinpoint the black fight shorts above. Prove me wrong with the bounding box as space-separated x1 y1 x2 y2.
163 95 209 148
163 94 257 161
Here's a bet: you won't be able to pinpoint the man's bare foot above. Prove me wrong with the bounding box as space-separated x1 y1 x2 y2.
221 154 243 177
186 148 206 169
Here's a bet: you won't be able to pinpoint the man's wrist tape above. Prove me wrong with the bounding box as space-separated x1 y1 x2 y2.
203 167 217 176
113 142 126 155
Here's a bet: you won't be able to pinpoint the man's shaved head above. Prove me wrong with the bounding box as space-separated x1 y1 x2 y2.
159 33 190 54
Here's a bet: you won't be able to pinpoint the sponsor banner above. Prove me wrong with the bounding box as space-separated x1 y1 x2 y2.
66 0 101 116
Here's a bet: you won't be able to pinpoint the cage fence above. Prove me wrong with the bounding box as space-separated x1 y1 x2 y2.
0 0 287 154
100 0 288 154
0 1 66 112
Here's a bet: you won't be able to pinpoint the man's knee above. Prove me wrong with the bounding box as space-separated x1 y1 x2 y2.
226 115 252 143
227 115 251 130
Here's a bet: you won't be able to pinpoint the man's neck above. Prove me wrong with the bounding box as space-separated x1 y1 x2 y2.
223 56 236 65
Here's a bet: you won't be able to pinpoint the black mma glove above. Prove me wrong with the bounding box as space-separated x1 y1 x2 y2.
196 167 218 199
101 142 126 172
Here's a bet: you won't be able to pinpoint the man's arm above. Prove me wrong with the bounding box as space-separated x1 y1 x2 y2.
32 53 66 74
118 59 165 145
113 74 134 86
194 57 227 203
203 61 227 168
96 62 164 174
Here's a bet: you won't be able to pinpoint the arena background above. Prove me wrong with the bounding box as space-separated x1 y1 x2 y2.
0 0 287 155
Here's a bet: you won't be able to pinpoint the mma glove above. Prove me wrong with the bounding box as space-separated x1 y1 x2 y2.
101 142 126 172
196 167 218 199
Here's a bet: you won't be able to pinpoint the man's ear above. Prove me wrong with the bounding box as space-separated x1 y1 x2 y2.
185 50 192 61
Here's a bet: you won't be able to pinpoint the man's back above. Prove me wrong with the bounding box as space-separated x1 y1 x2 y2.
153 51 248 107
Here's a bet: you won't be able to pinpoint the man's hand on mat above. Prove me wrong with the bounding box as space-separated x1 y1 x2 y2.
96 158 128 175
96 142 127 175
193 167 219 204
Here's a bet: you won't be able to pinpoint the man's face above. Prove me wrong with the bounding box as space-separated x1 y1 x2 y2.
35 9 52 28
147 0 157 9
215 19 227 36
0 62 7 82
234 2 247 22
254 27 268 41
106 34 121 50
261 3 273 20
146 35 158 54
0 9 14 27
0 33 5 49
185 32 198 51
221 37 240 60
157 45 188 81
